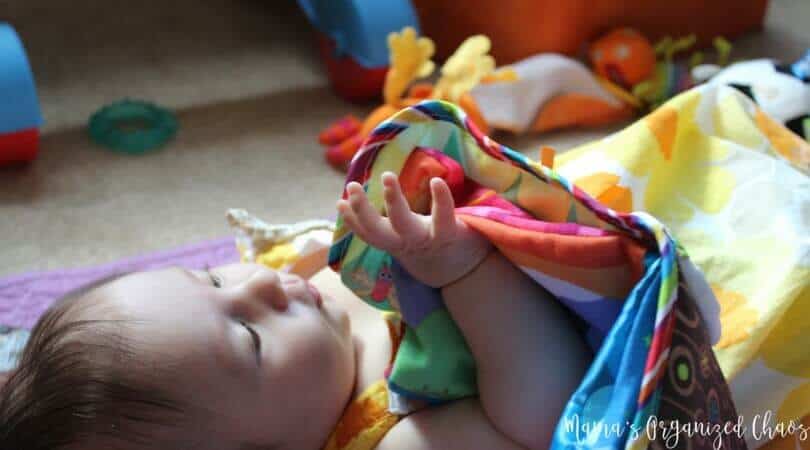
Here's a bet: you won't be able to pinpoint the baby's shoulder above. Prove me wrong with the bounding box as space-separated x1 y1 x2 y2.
376 399 525 450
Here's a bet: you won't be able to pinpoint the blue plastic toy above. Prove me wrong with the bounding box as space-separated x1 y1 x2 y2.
296 0 420 101
0 23 42 165
298 0 418 68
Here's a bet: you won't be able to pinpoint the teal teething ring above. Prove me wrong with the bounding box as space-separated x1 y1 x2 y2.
88 99 178 154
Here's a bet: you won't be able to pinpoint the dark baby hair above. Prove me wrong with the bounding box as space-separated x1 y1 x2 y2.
0 278 188 450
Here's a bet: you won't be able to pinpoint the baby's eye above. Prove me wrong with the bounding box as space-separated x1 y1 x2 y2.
206 269 223 288
237 320 262 366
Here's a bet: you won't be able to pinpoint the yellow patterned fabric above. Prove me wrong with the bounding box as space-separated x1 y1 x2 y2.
322 380 400 450
556 84 810 449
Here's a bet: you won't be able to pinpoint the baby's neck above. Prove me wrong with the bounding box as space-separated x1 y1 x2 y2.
351 335 366 398
349 317 392 398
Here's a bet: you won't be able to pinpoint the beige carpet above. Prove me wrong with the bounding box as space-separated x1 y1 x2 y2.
1 0 808 276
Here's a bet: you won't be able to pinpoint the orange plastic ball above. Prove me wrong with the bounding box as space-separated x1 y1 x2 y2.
589 28 656 88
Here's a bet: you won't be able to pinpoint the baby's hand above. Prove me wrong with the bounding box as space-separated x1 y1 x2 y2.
337 173 492 288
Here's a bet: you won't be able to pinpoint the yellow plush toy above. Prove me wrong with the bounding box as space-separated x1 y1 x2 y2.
431 35 496 102
383 27 435 107
322 28 504 169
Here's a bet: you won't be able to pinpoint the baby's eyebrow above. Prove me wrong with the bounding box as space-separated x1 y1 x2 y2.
178 267 206 282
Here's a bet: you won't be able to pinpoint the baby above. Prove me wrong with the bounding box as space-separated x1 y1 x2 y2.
0 174 591 450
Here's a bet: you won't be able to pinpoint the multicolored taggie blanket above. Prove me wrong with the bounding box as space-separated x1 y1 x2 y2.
327 97 736 449
230 84 807 450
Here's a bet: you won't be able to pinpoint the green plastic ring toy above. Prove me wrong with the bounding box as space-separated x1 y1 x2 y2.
88 99 178 154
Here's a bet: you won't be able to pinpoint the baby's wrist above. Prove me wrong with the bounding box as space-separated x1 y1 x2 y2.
439 245 493 289
430 220 493 288
395 236 492 289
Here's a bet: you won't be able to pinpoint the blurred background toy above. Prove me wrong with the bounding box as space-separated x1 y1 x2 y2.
88 99 179 154
0 22 42 167
629 35 703 109
469 53 634 135
588 28 656 90
320 27 651 170
589 32 733 111
296 0 420 102
320 26 656 169
318 23 803 171
297 0 768 102
321 28 497 169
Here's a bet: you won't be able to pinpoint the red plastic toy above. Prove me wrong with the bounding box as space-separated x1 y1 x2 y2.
315 33 389 103
0 128 39 166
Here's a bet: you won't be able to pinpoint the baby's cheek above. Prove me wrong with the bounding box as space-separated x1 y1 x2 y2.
315 323 355 399
315 327 352 380
287 328 354 411
289 317 350 376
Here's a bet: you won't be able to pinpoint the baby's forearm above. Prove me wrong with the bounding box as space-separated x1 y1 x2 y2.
441 251 591 450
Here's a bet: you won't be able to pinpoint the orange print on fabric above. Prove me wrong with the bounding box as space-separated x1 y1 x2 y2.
754 108 810 172
645 106 678 161
574 172 633 213
713 284 759 349
325 380 398 450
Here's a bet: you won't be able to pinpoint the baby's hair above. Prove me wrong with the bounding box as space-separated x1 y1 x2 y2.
0 275 190 450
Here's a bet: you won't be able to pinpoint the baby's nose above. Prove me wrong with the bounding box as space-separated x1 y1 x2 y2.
232 266 290 313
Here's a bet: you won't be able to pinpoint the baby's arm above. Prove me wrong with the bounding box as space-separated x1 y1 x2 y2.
440 250 591 449
338 174 591 449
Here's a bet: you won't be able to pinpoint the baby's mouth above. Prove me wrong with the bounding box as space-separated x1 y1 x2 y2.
307 282 323 308
281 276 322 308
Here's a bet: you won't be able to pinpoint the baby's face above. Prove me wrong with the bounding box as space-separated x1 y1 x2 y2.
88 263 356 449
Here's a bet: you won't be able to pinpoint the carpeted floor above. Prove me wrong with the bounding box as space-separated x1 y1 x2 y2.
1 0 808 276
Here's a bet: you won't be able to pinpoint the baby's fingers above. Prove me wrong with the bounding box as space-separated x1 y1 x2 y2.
381 172 423 236
430 177 457 242
337 199 368 236
343 182 403 251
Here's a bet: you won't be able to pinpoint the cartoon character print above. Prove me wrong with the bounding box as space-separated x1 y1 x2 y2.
371 265 395 301
350 264 400 311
